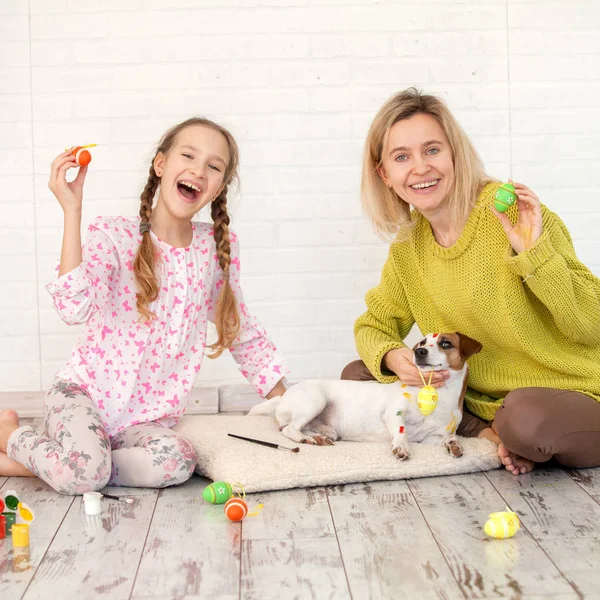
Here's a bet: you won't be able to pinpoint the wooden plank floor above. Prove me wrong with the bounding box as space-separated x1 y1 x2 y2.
1 465 598 599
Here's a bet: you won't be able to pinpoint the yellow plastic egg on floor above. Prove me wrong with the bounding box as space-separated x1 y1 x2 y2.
484 509 520 539
418 385 438 416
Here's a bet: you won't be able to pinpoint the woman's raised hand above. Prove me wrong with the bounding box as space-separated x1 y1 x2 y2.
491 180 543 255
48 150 88 214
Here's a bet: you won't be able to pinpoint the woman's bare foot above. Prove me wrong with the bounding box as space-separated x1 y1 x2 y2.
498 442 535 475
0 451 35 477
0 409 21 453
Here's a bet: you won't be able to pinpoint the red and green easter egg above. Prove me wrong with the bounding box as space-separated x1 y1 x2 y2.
494 183 517 213
202 481 234 505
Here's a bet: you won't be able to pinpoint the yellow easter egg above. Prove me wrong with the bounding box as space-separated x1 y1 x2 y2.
484 510 520 539
418 385 438 416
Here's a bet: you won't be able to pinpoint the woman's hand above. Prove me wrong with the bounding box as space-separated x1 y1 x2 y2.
384 347 449 388
48 150 88 214
491 180 543 254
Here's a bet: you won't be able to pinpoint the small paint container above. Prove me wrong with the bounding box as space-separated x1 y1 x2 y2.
2 511 16 534
83 492 102 516
11 524 31 572
0 515 6 539
3 490 19 511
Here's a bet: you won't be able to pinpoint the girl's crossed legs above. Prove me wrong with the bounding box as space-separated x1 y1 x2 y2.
0 379 197 495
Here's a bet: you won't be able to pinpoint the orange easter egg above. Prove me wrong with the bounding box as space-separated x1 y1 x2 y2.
224 498 248 522
73 147 92 166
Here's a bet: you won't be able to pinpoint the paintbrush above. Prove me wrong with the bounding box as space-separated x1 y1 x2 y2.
102 493 135 504
228 433 300 453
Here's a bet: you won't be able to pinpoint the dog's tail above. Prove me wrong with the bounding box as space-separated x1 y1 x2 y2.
247 396 282 417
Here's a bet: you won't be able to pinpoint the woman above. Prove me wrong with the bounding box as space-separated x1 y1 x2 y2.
343 88 600 474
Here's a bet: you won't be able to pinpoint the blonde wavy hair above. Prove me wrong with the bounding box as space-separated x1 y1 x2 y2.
134 117 240 359
361 87 494 239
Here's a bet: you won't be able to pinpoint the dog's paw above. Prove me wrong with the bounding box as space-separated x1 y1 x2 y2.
392 444 410 460
301 437 318 445
444 439 463 458
314 435 335 446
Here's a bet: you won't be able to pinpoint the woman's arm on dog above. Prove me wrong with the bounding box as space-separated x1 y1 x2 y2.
354 246 415 383
506 206 600 346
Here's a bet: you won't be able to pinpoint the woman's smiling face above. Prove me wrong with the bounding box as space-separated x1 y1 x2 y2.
378 112 455 215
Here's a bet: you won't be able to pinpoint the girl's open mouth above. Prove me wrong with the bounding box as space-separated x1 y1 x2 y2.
177 181 201 203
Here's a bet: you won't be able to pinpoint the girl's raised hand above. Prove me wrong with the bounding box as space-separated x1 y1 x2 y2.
384 347 449 389
48 150 88 214
491 180 543 255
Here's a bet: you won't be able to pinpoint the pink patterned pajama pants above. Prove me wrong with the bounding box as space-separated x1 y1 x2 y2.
7 379 197 495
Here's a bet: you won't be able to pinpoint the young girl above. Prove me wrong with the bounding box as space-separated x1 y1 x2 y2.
0 117 288 494
343 88 600 475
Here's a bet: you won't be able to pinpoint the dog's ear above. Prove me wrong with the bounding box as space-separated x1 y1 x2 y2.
457 332 482 360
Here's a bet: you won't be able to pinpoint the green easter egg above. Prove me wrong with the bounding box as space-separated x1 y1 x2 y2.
494 183 517 213
202 481 233 504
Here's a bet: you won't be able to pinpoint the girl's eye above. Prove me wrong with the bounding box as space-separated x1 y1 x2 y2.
209 164 221 172
427 147 440 155
182 153 193 159
394 154 408 162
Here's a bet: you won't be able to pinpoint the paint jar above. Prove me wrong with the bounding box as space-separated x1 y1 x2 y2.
2 511 16 534
11 524 31 573
0 515 6 539
83 492 102 516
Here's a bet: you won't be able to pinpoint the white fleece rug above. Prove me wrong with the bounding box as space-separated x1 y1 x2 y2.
174 415 501 493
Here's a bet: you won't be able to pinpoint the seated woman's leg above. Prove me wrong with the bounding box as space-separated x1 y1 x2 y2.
109 422 197 488
4 379 112 495
340 359 376 381
494 388 600 469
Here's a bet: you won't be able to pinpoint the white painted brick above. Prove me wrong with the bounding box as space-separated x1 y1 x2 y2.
508 3 600 30
510 110 593 135
0 68 31 94
241 140 360 167
0 254 37 282
510 84 600 109
0 149 32 175
268 61 350 87
428 5 505 30
0 97 31 122
0 336 40 362
0 16 29 42
0 282 38 310
311 34 389 58
0 43 30 68
0 201 35 228
0 0 28 15
0 363 41 391
352 60 426 85
0 311 38 336
509 31 600 55
231 89 310 114
510 56 591 82
430 59 507 83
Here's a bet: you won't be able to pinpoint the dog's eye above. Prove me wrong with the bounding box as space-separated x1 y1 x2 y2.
440 340 453 349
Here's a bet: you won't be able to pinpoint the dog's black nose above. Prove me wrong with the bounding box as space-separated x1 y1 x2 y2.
415 347 428 358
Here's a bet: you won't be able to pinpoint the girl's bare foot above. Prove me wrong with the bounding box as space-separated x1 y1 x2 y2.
498 442 535 475
0 409 22 453
0 451 35 477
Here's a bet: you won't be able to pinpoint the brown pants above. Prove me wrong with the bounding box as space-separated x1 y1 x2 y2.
341 360 600 469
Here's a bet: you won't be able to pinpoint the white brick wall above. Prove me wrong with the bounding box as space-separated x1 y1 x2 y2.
1 1 599 393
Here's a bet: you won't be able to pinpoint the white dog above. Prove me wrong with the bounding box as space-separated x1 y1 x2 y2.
248 332 482 460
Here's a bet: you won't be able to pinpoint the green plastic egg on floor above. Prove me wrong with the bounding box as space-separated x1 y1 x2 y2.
202 481 233 504
494 183 517 213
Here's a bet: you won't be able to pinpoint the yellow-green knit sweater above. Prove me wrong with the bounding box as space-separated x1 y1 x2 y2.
355 182 600 421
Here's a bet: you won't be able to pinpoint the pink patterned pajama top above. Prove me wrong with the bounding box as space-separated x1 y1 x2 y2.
46 216 288 437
